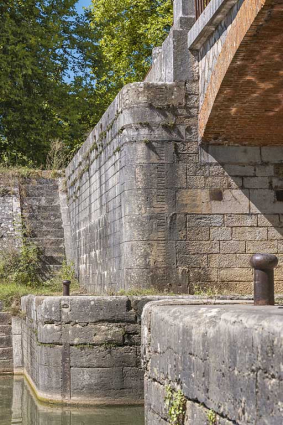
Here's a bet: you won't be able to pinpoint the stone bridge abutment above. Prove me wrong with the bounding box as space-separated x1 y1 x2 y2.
188 0 283 146
64 0 283 295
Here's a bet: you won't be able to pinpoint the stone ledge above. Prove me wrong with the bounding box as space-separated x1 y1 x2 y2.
188 0 239 50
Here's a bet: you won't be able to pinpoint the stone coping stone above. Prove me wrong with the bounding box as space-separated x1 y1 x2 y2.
142 301 283 424
21 294 254 323
188 0 239 50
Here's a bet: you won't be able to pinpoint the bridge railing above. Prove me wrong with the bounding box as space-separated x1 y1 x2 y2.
195 0 211 19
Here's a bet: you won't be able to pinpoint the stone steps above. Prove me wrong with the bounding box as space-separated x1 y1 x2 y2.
0 326 12 337
0 312 13 374
20 178 66 274
0 313 11 325
0 336 12 348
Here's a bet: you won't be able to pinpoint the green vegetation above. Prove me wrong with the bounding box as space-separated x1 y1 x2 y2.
89 0 173 124
162 121 176 129
207 410 217 425
0 0 173 167
103 342 120 349
165 385 186 425
0 239 80 312
0 0 98 167
0 241 42 287
0 165 48 179
75 344 95 350
192 284 220 297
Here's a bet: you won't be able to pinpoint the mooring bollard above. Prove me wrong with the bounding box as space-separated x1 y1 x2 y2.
250 254 278 306
63 280 71 296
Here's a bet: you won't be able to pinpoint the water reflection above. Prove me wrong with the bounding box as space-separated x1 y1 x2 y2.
0 376 144 425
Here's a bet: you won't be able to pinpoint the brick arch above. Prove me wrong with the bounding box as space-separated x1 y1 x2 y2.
200 0 283 146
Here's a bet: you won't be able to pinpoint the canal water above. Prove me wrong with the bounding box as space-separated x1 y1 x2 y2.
0 376 144 425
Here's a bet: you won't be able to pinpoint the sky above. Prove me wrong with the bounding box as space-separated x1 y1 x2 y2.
76 0 92 13
64 0 92 82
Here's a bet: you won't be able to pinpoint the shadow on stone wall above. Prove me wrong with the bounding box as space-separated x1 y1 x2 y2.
203 0 283 146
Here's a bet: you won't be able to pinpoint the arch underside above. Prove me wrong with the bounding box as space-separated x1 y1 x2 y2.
202 0 283 146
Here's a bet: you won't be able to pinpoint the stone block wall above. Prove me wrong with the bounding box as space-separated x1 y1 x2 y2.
0 311 13 373
65 82 196 293
19 295 192 404
64 0 283 294
65 77 283 294
20 295 144 404
179 144 283 294
20 175 68 275
142 300 283 424
0 172 70 276
0 174 21 250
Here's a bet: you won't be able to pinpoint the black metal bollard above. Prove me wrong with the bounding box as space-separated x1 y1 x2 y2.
250 254 278 306
63 280 71 296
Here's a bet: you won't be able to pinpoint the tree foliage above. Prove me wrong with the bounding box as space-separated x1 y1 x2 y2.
0 0 173 167
0 0 99 166
90 0 173 116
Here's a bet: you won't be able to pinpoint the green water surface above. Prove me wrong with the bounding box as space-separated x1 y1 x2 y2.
0 376 144 425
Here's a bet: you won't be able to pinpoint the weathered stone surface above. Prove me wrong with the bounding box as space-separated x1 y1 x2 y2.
60 297 136 324
20 295 194 404
71 367 124 398
0 173 67 276
0 313 12 325
177 189 250 214
69 323 125 345
61 0 283 295
246 241 278 254
0 347 13 360
0 335 12 348
70 346 138 368
65 81 189 293
0 313 13 373
220 240 246 254
185 400 233 425
142 302 283 425
208 254 251 268
225 214 257 227
232 227 267 241
37 323 62 344
210 227 231 241
37 365 63 394
219 268 253 282
0 325 12 336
